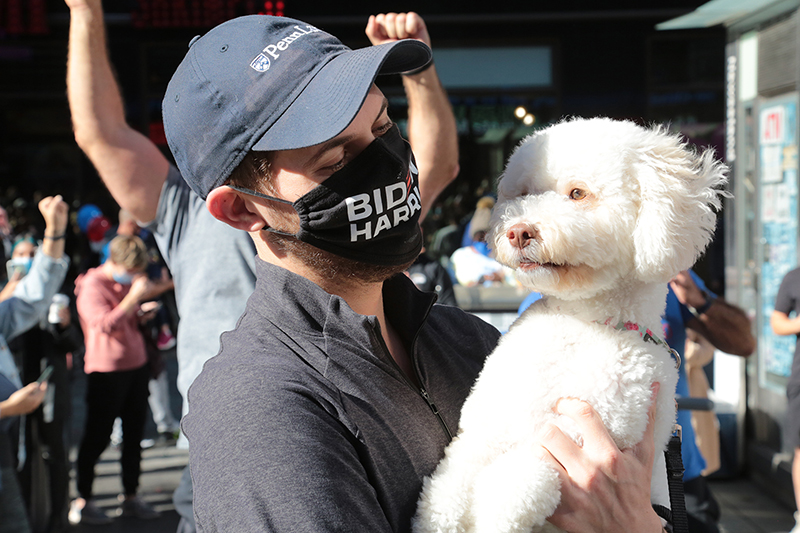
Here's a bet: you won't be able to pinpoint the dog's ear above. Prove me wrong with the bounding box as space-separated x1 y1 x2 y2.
632 126 728 282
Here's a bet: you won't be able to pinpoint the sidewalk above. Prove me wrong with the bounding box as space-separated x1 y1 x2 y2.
68 346 185 532
68 446 186 532
712 477 797 533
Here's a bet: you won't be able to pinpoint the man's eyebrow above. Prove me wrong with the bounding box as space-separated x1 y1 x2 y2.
376 97 389 124
307 97 390 167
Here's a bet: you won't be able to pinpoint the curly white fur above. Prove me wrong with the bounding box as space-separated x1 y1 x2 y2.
413 117 728 533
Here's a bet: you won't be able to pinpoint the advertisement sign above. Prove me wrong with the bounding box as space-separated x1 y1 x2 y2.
760 96 799 388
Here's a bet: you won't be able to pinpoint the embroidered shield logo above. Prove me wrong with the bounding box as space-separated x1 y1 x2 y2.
250 54 271 72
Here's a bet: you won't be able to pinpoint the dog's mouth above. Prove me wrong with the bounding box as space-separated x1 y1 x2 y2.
518 259 563 271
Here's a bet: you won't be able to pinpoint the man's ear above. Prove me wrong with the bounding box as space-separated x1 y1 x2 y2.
206 186 266 232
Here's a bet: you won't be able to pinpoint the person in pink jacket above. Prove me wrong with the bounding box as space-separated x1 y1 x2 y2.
71 235 164 525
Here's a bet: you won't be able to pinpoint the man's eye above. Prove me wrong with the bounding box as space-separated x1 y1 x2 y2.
328 155 347 173
374 121 393 136
569 188 587 200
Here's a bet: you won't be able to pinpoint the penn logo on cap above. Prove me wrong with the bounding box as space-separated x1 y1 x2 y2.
250 54 271 72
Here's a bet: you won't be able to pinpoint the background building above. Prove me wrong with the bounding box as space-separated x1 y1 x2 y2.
1 1 724 266
662 0 800 508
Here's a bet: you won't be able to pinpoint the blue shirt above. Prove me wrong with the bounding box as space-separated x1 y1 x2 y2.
662 270 711 481
518 292 543 315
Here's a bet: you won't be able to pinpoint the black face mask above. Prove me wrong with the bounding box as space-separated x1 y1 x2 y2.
231 124 423 266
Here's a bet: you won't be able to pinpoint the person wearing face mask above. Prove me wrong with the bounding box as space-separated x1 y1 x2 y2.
159 13 668 533
3 232 82 532
65 5 459 530
0 196 68 533
0 237 37 302
70 235 168 525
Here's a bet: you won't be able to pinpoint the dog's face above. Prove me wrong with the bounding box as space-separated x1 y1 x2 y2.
489 118 727 299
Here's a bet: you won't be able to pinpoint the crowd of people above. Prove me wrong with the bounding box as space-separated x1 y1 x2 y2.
0 194 183 531
0 2 762 533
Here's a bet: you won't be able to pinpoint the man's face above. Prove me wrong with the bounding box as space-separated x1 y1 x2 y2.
260 85 392 230
247 85 415 282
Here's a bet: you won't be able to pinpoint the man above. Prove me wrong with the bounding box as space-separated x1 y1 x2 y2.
770 267 800 533
65 2 458 529
164 14 666 532
666 270 755 533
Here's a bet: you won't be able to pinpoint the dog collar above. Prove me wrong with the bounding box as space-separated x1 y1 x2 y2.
601 319 681 369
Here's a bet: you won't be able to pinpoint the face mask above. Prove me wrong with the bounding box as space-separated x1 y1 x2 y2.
472 241 491 257
113 271 134 285
231 124 423 266
7 257 32 278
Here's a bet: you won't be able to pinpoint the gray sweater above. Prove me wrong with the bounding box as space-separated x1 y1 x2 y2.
185 259 500 532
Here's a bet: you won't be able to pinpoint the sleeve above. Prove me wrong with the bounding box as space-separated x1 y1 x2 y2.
0 372 18 436
0 253 69 343
775 270 797 315
145 165 192 271
75 279 134 335
185 364 395 533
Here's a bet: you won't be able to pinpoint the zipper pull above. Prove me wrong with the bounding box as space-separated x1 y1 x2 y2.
420 387 453 440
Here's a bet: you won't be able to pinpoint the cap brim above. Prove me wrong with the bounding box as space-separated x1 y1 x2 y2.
251 39 431 152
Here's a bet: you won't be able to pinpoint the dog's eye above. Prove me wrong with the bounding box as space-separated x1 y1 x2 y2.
569 188 587 200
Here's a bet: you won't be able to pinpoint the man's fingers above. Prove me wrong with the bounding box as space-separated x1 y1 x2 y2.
630 383 659 465
555 399 617 460
404 12 430 45
367 12 430 46
540 420 583 470
381 12 398 40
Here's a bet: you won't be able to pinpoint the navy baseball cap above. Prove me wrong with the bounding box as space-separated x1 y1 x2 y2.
163 15 432 200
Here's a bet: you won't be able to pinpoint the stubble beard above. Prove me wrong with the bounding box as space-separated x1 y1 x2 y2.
266 208 415 285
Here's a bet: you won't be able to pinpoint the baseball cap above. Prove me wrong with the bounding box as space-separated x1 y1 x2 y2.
163 15 432 200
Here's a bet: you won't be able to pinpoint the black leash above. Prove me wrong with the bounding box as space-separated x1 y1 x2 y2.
653 425 688 533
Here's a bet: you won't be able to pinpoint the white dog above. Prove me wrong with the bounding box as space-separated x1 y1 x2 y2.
413 117 728 533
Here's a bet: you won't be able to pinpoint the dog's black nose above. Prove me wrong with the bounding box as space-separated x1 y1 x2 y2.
507 224 537 249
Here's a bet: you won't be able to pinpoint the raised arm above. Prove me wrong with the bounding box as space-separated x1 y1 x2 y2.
366 12 459 222
0 197 70 344
66 0 169 222
38 195 69 260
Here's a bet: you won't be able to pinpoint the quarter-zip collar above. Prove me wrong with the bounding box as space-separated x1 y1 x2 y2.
250 258 436 376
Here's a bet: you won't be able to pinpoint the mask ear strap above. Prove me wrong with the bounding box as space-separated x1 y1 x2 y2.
226 185 294 206
261 226 296 237
225 185 297 236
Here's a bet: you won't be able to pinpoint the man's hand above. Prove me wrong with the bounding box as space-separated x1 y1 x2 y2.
670 270 707 309
39 195 69 237
137 300 160 324
0 382 47 419
366 12 431 47
540 386 663 533
673 270 756 356
64 0 98 10
0 272 22 302
128 275 155 304
38 196 69 259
